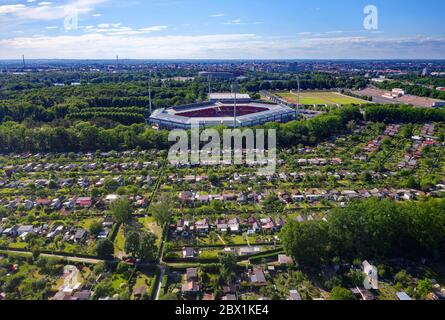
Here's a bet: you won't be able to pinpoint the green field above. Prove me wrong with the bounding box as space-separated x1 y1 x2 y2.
277 91 368 105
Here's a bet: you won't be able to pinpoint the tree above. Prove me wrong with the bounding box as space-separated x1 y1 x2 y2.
263 193 285 213
95 239 114 259
139 232 158 261
394 270 413 288
93 262 106 275
219 253 237 283
31 246 41 260
0 207 8 218
151 198 173 227
416 278 432 299
329 287 356 300
124 231 141 257
89 220 103 238
280 221 328 267
110 198 132 225
124 231 157 261
208 173 219 186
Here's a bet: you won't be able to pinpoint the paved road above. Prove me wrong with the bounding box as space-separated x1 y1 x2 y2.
1 249 105 264
155 265 166 300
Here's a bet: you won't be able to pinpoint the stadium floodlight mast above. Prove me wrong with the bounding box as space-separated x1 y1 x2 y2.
208 75 212 96
148 70 153 115
295 74 300 119
231 82 239 128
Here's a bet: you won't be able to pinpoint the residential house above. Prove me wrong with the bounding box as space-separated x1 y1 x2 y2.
182 247 195 259
396 292 413 301
239 246 260 256
76 197 92 208
178 191 194 203
133 286 147 299
249 268 267 285
182 281 199 295
278 255 293 265
228 218 240 234
216 219 228 233
351 287 375 301
17 225 34 236
74 229 87 243
195 218 210 234
186 268 198 282
288 289 302 301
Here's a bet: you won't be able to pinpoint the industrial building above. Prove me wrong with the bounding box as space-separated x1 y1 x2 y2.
198 71 234 80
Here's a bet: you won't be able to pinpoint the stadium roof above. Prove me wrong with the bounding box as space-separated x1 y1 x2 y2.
149 101 295 129
209 93 251 101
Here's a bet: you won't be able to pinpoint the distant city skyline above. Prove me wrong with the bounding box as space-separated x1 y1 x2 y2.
0 0 444 59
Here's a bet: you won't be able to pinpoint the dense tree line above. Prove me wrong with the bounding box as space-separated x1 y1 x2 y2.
243 73 367 92
281 199 445 268
0 104 443 153
0 71 370 125
364 104 445 123
0 121 169 152
68 112 146 125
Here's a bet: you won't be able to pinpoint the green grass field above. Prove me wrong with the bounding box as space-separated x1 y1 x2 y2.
277 91 368 105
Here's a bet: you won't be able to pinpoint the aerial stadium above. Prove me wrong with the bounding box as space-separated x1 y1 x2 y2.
148 93 296 129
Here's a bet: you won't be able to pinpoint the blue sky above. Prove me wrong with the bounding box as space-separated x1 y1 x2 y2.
0 0 444 59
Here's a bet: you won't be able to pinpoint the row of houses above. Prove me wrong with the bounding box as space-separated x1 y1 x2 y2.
293 157 343 166
172 216 286 238
1 194 147 212
0 174 154 191
3 161 158 176
1 150 160 162
1 215 113 242
0 223 89 243
279 187 435 203
177 186 443 207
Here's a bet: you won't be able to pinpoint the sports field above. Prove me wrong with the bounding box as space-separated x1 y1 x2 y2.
277 91 368 105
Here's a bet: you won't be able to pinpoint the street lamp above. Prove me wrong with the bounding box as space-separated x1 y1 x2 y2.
148 70 152 115
295 74 300 120
231 82 239 128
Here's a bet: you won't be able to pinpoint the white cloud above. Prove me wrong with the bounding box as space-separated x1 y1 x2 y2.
139 26 168 33
224 19 241 25
210 13 224 17
82 24 168 36
0 20 444 59
0 4 26 14
0 0 109 21
0 33 263 59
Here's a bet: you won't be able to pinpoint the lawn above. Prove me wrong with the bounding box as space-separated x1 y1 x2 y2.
277 91 368 105
278 92 326 105
138 216 163 246
114 226 126 255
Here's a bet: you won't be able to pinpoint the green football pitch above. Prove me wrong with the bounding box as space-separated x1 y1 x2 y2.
276 91 368 105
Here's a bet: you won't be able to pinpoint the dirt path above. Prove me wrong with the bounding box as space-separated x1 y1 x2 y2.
217 234 226 245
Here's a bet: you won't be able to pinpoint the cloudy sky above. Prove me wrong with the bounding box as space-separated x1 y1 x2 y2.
0 0 444 59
